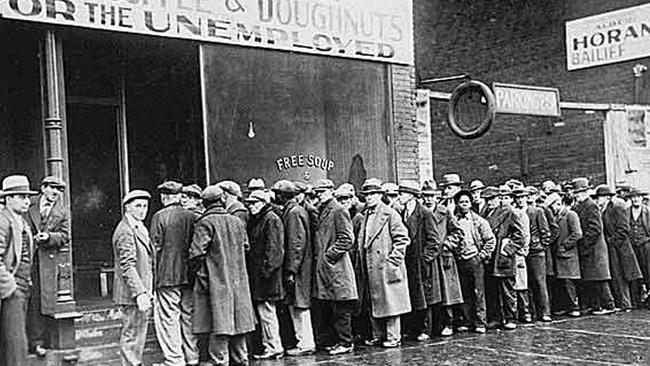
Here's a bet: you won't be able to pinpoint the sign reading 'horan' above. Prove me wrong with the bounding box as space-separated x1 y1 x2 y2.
566 3 650 70
1 0 414 65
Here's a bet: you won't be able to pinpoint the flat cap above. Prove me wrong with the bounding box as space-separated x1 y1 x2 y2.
122 189 151 205
334 183 356 198
244 190 268 203
157 181 183 194
294 181 308 193
181 184 202 198
41 176 66 188
247 178 266 190
201 185 224 201
314 179 335 191
218 180 243 198
272 180 297 194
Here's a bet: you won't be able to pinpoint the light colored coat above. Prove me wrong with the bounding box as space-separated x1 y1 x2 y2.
0 207 33 299
553 207 582 279
112 215 154 305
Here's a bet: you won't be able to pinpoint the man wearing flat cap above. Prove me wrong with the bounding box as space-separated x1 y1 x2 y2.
627 188 650 305
311 179 357 355
24 176 69 357
593 184 642 312
149 181 200 366
218 181 249 227
113 189 154 366
181 184 204 215
189 185 255 366
0 175 38 366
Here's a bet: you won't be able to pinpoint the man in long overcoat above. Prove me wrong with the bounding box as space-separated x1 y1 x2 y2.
25 176 69 357
273 181 315 356
149 181 199 366
189 185 255 366
397 180 438 341
355 179 411 348
571 178 616 315
312 179 357 356
219 181 248 226
594 185 643 311
546 193 582 316
245 190 285 359
628 188 650 305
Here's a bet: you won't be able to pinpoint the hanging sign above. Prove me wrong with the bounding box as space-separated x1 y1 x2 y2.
1 0 414 65
276 154 334 172
493 83 561 117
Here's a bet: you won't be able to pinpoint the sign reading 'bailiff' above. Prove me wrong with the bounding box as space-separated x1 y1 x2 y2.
1 0 414 65
565 3 650 71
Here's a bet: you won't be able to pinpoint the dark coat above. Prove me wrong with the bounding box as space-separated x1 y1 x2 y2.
430 205 464 305
485 205 526 278
542 205 559 276
313 198 357 301
574 197 611 281
227 200 249 226
247 205 285 302
403 202 438 311
189 205 255 335
26 195 69 249
355 202 411 318
526 206 551 255
628 205 650 247
149 202 198 288
0 208 33 299
112 216 154 305
553 207 582 279
602 201 643 282
281 201 312 308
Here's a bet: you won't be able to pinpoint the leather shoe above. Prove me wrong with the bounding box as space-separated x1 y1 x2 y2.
254 351 284 360
382 339 401 348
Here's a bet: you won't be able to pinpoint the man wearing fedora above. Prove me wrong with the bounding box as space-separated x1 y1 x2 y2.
150 181 200 366
420 180 441 211
311 179 357 355
113 189 154 366
627 188 650 306
439 174 463 214
594 184 643 312
24 176 69 357
469 180 486 216
571 178 616 315
0 175 38 366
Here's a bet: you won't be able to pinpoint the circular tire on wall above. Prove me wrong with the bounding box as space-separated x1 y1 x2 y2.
447 80 496 139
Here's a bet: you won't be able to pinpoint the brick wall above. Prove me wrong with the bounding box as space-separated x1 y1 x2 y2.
392 64 420 182
415 0 650 186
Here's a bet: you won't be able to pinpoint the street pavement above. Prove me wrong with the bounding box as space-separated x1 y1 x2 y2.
135 309 650 366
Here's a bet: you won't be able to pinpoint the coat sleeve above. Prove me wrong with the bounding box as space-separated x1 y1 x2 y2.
537 209 551 249
610 204 630 248
149 212 164 254
443 210 465 252
326 207 354 262
115 230 146 299
283 210 308 275
0 217 16 299
262 215 285 279
477 216 496 261
43 211 70 248
562 211 583 250
421 208 440 263
503 210 526 256
386 210 411 266
581 204 603 248
544 206 559 245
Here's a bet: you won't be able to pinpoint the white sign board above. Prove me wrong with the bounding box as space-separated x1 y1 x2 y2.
1 0 414 65
493 83 561 117
566 3 650 71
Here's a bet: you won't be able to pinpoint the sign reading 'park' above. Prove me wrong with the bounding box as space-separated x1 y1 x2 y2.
1 0 414 65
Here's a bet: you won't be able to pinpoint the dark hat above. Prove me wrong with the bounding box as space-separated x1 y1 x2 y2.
272 180 297 194
41 176 66 188
544 193 562 206
499 185 514 197
469 180 485 192
201 185 224 201
526 186 539 195
181 184 202 198
542 180 561 193
421 180 439 196
506 179 524 190
439 174 463 187
0 175 38 197
512 187 529 197
570 177 591 193
382 182 399 196
157 181 183 194
122 189 151 205
294 181 308 193
244 190 268 203
481 186 500 199
591 184 616 197
398 180 421 196
361 178 384 194
218 181 243 198
313 179 335 192
334 183 355 199
627 187 648 197
453 189 473 203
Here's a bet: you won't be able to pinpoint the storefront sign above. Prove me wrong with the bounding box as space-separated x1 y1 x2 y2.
276 154 333 172
493 83 561 117
1 0 414 64
566 3 650 70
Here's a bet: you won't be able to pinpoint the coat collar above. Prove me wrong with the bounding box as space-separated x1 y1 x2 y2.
363 202 390 248
431 203 448 223
318 198 336 224
28 194 64 231
123 214 152 254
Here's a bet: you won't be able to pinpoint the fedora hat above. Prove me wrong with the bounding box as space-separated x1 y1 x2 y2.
499 185 514 197
421 180 439 196
247 178 266 191
505 178 524 190
439 174 463 187
469 180 485 192
544 192 562 207
481 186 500 199
591 184 616 197
571 177 592 193
512 187 529 197
334 183 356 199
382 182 399 196
398 180 421 196
627 187 649 198
122 189 151 205
0 175 38 197
361 178 384 194
313 179 335 192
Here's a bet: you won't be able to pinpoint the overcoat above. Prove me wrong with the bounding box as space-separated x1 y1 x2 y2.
149 202 198 288
312 198 358 301
542 205 558 276
227 200 249 226
602 200 643 282
574 197 611 281
485 205 526 278
430 205 464 306
628 205 650 247
281 201 312 308
403 202 438 310
553 207 582 279
247 204 285 302
189 205 255 335
0 207 33 299
355 202 411 318
112 215 154 305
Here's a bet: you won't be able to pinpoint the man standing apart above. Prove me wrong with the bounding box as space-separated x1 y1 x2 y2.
25 176 69 357
628 188 650 306
357 179 411 348
113 190 154 366
189 186 255 366
150 181 200 366
0 175 38 366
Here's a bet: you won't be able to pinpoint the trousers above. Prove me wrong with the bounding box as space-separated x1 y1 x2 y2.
370 316 401 342
288 306 315 350
497 276 517 323
207 334 248 366
256 301 283 354
527 252 551 318
154 286 199 365
0 285 29 366
608 246 632 310
119 305 149 366
457 256 486 328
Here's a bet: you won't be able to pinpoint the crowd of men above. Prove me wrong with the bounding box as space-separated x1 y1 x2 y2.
1 172 650 366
